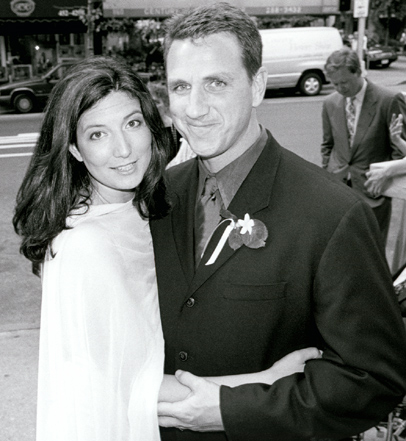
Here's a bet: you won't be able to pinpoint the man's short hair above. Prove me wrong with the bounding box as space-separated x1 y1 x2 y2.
163 2 262 81
325 47 362 76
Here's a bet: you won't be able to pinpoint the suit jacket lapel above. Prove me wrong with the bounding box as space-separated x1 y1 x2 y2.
170 160 199 286
351 82 376 155
190 131 281 296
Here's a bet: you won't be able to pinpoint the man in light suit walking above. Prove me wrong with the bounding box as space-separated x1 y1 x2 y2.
151 4 406 440
321 47 406 242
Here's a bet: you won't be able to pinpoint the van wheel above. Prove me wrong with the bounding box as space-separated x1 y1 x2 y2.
13 94 34 113
299 73 322 96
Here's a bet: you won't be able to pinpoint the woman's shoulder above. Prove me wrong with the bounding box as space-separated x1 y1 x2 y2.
54 203 134 256
51 218 108 263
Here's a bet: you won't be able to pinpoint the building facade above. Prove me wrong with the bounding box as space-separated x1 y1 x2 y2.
0 0 88 82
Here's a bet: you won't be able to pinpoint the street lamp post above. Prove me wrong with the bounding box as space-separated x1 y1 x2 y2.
353 0 369 72
85 0 94 57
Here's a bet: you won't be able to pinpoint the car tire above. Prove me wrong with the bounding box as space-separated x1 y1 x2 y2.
13 94 34 113
298 73 322 96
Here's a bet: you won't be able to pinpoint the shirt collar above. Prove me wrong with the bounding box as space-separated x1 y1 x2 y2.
197 125 267 208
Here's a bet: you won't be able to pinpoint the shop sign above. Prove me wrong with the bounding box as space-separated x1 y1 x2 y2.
353 0 369 18
104 0 339 17
10 0 36 17
0 0 87 18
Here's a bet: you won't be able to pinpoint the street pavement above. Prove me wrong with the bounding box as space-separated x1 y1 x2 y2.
1 56 406 441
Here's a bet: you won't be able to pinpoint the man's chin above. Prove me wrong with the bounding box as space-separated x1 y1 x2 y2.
186 141 218 158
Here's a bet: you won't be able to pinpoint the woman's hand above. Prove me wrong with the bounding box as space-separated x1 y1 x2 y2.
159 347 322 404
390 113 404 147
258 347 322 384
365 162 393 198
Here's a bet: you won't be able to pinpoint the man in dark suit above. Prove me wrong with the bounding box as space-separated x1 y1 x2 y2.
321 47 406 243
151 4 406 440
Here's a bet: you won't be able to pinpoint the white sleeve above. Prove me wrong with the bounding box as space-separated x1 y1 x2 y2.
37 225 137 441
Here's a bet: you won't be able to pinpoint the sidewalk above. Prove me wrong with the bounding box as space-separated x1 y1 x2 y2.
1 329 38 441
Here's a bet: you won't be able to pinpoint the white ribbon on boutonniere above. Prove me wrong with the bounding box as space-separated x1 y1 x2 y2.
203 208 268 266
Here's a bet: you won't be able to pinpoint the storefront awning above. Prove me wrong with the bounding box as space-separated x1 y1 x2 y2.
0 0 88 19
103 0 339 18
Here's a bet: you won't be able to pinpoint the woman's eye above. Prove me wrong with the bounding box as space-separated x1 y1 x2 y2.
127 119 141 129
90 131 104 140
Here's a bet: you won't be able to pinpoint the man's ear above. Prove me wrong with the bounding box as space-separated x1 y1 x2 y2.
69 144 83 162
251 66 268 108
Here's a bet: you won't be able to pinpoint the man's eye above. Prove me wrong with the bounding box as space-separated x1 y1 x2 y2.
90 131 104 140
208 80 226 90
172 84 190 93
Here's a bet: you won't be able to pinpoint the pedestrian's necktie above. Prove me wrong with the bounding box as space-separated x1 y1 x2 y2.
345 96 356 146
194 175 222 267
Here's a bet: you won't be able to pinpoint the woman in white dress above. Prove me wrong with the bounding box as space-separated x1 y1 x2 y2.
13 56 174 441
13 56 320 441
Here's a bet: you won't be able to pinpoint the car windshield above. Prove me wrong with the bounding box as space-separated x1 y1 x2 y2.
43 64 71 81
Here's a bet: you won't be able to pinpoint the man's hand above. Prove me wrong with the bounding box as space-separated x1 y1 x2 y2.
158 370 224 432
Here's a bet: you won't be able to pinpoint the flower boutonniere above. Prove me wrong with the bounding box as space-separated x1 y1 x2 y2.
205 208 268 266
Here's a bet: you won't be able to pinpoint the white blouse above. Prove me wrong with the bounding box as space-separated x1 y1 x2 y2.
37 201 164 441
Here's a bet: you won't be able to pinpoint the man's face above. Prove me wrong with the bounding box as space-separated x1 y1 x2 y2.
166 33 264 169
328 66 363 98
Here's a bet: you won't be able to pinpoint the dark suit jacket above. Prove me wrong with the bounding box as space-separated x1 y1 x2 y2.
321 81 406 207
151 131 406 441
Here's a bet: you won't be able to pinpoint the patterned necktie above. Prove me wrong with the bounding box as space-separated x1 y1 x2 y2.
194 175 222 267
345 97 356 146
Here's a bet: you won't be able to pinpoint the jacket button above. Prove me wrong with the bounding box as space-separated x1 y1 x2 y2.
179 351 188 362
186 297 195 307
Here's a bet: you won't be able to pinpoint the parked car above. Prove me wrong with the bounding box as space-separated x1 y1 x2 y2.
365 44 398 68
0 60 77 113
259 27 343 96
0 60 159 113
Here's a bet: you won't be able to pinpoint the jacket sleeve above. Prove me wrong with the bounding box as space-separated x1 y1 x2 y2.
321 102 334 169
220 200 406 441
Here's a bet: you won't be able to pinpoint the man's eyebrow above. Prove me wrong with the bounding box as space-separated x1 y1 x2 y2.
168 72 234 86
167 79 186 87
204 73 234 82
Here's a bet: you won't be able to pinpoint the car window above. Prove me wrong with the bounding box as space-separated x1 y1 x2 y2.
47 65 72 81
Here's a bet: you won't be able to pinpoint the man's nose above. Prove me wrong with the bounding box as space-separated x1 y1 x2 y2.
185 87 209 119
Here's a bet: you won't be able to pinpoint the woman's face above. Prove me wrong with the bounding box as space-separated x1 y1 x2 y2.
70 91 152 204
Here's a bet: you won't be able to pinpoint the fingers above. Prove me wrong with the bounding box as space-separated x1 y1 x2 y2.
277 347 321 367
175 370 201 389
158 401 179 418
391 113 403 125
390 114 403 135
293 347 322 363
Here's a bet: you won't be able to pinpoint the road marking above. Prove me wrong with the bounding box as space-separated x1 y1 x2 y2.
0 133 37 158
0 152 33 158
0 144 35 149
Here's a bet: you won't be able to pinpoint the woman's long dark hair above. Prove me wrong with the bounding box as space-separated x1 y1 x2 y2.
13 56 172 274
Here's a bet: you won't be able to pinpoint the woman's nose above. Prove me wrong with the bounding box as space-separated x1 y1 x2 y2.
114 133 132 158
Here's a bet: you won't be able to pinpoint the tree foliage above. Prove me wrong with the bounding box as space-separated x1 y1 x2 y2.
369 0 406 45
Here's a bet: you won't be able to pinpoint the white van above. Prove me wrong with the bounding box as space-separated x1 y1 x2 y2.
259 27 343 96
